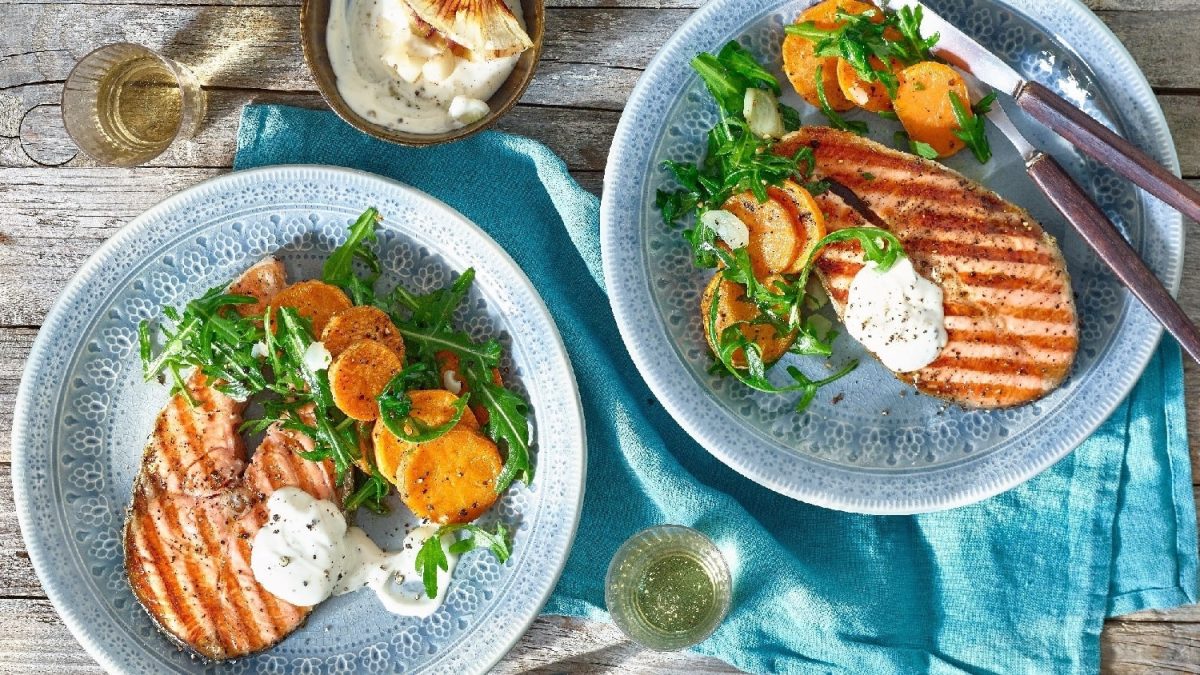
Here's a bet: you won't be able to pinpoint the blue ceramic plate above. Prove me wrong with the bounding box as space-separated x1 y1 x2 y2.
11 166 586 673
602 0 1184 514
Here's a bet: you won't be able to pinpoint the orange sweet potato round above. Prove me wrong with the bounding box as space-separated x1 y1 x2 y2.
328 339 403 421
397 427 503 524
782 0 879 111
700 274 797 369
270 280 353 336
372 389 480 486
321 305 405 360
721 191 802 280
894 61 971 158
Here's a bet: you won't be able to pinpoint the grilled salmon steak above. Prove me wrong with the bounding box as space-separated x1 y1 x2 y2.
124 258 341 659
776 127 1078 408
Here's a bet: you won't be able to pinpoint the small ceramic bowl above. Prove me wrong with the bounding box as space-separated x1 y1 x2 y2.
300 0 544 146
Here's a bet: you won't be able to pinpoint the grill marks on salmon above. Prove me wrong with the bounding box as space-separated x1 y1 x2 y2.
776 127 1078 408
124 259 340 660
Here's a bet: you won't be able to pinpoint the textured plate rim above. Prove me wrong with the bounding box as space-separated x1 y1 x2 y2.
600 0 1182 514
11 164 588 673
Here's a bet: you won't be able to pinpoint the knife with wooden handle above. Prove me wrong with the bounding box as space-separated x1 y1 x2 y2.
888 0 1200 363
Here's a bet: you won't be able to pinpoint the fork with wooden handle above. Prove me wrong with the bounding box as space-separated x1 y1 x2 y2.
894 0 1200 364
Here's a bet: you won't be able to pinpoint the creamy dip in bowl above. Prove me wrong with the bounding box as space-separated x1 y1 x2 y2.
300 0 543 145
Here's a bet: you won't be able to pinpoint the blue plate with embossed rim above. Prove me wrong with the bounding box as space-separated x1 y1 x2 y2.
11 166 586 673
602 0 1184 514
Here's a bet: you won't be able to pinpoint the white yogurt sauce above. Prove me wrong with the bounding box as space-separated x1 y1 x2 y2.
326 0 524 134
843 257 948 373
251 487 458 617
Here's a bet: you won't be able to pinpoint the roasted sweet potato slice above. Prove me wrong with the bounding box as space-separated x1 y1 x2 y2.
397 427 503 524
321 305 405 360
894 61 971 158
782 0 878 110
722 191 801 280
270 280 353 336
372 389 480 486
701 274 797 368
770 180 828 274
329 339 403 421
799 0 879 25
837 55 901 113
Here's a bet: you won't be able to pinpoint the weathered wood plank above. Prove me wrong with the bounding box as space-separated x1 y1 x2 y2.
0 465 40 598
0 165 606 330
1163 94 1200 176
1102 622 1200 674
1098 11 1200 92
495 616 740 673
0 6 689 90
0 600 104 674
0 329 37 465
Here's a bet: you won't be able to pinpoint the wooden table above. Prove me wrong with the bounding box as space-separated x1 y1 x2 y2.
0 0 1197 671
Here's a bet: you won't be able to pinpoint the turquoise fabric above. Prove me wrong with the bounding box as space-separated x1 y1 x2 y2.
235 104 1196 674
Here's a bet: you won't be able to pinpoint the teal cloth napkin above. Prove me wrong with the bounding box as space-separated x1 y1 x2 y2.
235 104 1196 674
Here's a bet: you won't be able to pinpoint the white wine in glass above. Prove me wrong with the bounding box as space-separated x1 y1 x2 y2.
62 43 206 167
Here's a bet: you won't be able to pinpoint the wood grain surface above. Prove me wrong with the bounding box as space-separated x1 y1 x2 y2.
0 0 1197 672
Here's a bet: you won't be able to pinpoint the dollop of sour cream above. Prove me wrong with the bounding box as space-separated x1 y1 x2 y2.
326 0 525 134
251 487 458 617
843 257 947 373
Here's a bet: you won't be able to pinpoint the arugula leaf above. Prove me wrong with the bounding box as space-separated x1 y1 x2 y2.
691 52 747 117
656 189 700 227
704 281 857 413
692 41 781 117
139 288 265 401
698 225 907 411
396 323 504 365
894 130 939 159
798 226 907 276
344 464 391 514
323 208 382 304
780 103 803 131
659 44 815 240
973 90 998 115
892 6 939 63
814 64 869 135
414 531 449 599
385 268 534 492
950 90 992 164
445 522 513 561
787 10 904 99
716 41 780 94
413 522 512 599
467 367 532 492
910 139 939 159
275 307 362 479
